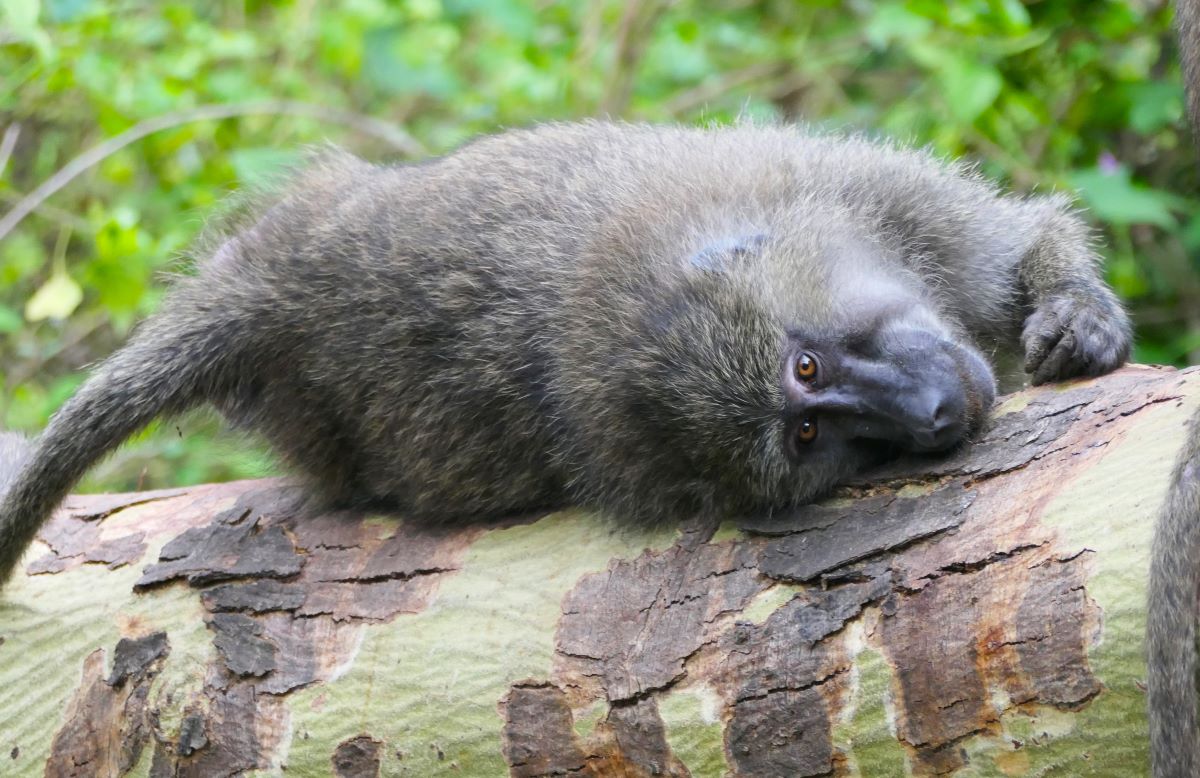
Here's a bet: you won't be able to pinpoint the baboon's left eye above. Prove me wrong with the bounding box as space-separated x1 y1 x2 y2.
795 353 818 382
796 417 818 444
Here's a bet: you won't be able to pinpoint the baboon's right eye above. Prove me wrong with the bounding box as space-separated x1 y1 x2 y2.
795 353 818 382
796 417 818 444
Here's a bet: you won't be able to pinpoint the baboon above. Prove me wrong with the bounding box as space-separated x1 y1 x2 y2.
0 123 1132 588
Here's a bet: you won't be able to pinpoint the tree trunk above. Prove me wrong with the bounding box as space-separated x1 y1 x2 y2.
1 364 1196 778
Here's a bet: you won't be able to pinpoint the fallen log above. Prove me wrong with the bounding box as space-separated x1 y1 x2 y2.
0 364 1196 777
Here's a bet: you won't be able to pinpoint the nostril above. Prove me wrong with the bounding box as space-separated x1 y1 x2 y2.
930 399 951 430
912 392 949 428
914 392 966 451
926 386 966 428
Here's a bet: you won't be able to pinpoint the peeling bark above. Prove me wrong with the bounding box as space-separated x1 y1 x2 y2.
332 735 384 778
501 681 589 777
45 634 169 777
1 365 1196 777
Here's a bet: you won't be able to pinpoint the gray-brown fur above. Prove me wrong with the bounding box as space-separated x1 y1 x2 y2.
0 123 1130 583
1180 0 1200 142
1149 407 1200 777
1147 3 1200 774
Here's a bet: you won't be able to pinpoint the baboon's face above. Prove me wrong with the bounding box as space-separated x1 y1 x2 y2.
777 313 996 467
633 230 997 511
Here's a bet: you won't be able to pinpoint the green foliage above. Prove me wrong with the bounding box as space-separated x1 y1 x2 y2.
1 0 1198 491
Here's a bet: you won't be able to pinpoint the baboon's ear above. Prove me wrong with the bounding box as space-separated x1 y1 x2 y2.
689 233 767 274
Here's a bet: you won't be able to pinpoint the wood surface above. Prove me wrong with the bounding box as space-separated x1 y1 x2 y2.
1 364 1196 777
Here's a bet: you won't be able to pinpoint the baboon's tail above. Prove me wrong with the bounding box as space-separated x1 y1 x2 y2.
1147 407 1200 778
0 308 234 584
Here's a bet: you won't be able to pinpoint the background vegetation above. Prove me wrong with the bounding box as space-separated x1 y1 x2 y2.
1 0 1197 492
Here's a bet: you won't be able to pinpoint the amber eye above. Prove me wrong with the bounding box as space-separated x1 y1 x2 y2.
794 353 818 382
796 417 818 444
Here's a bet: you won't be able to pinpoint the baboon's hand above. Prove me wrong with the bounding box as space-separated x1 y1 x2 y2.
1022 287 1132 385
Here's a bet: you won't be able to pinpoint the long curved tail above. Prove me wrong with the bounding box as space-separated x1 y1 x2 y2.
0 308 233 584
1147 407 1200 777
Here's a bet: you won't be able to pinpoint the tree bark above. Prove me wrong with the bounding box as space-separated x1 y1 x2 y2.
1 364 1196 778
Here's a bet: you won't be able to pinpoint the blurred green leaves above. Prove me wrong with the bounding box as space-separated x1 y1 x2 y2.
938 57 1004 124
1070 165 1184 229
1 0 1198 492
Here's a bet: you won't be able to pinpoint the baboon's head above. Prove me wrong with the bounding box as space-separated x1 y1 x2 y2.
559 215 995 521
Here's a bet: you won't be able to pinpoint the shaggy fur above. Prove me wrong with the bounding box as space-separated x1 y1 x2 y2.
1149 408 1200 777
0 123 1131 584
1147 2 1200 774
